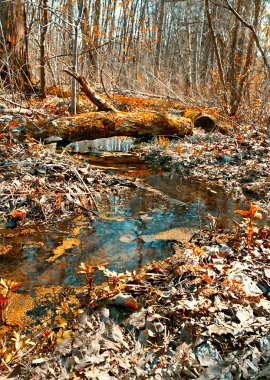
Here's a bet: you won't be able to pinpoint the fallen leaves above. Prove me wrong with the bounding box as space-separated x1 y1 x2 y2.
0 131 135 226
47 237 80 262
0 244 12 255
1 96 270 379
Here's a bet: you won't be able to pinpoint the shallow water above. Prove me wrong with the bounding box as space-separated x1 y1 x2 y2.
0 137 244 290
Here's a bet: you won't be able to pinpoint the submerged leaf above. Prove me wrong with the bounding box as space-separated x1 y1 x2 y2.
47 237 81 262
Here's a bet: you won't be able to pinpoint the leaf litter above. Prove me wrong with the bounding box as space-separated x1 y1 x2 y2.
1 100 270 379
0 117 135 229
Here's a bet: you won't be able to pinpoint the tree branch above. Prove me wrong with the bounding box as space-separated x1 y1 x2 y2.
63 69 117 112
224 0 270 76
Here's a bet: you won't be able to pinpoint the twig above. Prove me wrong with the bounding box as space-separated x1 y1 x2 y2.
71 167 99 211
0 97 47 117
47 32 126 61
146 70 188 106
100 65 114 102
0 107 33 116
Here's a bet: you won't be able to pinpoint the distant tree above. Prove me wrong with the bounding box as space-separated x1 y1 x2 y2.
40 0 49 98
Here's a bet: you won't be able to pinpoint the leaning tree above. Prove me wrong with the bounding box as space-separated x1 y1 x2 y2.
0 0 32 91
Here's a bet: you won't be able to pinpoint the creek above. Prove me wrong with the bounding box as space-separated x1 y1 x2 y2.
0 137 244 291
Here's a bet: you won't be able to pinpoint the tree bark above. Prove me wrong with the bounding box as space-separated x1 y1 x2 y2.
24 111 193 144
230 0 263 115
70 0 84 114
0 0 32 90
154 0 166 77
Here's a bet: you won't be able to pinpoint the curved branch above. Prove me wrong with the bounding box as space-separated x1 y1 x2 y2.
63 69 117 112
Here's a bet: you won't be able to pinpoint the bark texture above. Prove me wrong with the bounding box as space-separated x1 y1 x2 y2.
0 0 31 89
25 111 193 144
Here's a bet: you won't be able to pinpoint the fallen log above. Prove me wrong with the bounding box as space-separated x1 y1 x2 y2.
22 71 196 143
25 111 193 144
182 109 218 132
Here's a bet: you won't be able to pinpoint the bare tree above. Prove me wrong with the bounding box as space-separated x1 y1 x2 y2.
40 0 49 98
0 0 268 117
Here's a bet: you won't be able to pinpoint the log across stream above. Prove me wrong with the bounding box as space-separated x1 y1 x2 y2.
0 137 245 291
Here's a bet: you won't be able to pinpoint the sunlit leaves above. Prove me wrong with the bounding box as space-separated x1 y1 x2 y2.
0 278 20 295
77 262 109 292
103 268 128 288
11 331 35 351
0 331 35 365
77 262 108 275
0 277 20 325
235 204 263 249
56 328 72 344
236 204 262 219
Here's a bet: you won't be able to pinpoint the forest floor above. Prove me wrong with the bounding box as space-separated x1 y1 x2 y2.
0 92 270 379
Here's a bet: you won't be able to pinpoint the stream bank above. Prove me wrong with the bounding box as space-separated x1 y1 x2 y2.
1 104 270 379
0 135 247 292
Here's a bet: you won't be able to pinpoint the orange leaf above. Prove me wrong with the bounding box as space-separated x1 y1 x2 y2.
201 275 213 284
249 204 259 218
125 300 139 310
10 210 26 219
235 210 250 217
9 120 18 127
236 135 244 141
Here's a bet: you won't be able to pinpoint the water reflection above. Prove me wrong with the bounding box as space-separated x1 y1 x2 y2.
142 172 239 226
0 144 245 290
0 178 242 291
68 136 135 154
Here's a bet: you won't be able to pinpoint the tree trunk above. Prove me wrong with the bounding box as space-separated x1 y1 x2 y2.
230 0 262 115
205 0 228 112
24 112 193 144
0 0 32 90
70 0 84 114
154 0 166 78
40 0 48 98
63 69 117 112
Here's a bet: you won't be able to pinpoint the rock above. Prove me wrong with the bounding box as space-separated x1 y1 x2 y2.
107 293 139 310
119 233 137 243
221 155 234 163
44 136 63 144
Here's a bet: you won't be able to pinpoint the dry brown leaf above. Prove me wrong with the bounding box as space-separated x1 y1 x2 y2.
0 244 12 255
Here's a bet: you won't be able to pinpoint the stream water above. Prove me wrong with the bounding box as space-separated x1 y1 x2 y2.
0 137 244 291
